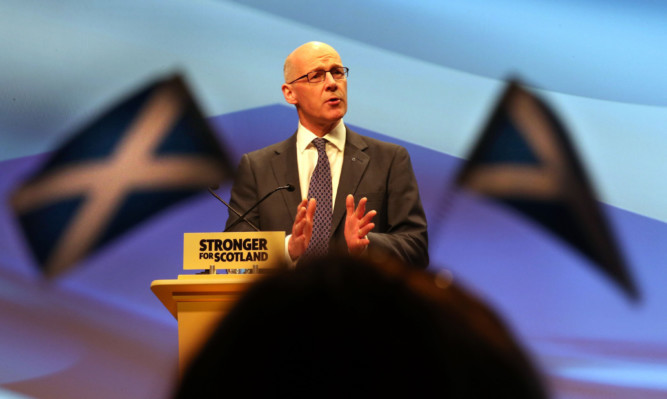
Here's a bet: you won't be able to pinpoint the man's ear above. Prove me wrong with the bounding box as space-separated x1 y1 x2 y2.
282 83 298 105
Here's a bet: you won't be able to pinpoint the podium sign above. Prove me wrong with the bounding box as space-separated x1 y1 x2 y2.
183 231 285 270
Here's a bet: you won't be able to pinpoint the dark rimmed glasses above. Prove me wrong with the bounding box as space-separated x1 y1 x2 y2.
288 67 349 84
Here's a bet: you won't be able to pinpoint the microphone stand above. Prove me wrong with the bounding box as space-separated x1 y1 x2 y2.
208 187 259 231
224 184 294 232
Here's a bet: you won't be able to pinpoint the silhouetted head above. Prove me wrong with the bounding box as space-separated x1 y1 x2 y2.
174 254 548 398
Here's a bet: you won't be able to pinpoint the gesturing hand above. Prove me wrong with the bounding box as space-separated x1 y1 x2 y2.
344 194 377 256
288 198 316 260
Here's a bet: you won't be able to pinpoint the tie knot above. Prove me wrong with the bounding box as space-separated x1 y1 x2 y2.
312 138 328 152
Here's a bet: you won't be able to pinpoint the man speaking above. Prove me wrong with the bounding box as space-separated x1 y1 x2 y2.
225 41 428 268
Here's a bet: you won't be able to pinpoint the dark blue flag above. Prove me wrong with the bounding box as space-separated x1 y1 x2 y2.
11 75 234 277
455 81 638 300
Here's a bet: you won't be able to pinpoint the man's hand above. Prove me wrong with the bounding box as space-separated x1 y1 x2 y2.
344 194 377 256
288 198 316 260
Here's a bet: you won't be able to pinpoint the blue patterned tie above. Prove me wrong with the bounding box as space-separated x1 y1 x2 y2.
304 138 332 257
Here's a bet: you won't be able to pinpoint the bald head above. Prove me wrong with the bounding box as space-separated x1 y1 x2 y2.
283 41 341 83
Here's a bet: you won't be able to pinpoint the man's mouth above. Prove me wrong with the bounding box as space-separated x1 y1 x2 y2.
327 97 341 105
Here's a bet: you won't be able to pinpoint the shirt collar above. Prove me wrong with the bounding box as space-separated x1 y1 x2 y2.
296 119 346 154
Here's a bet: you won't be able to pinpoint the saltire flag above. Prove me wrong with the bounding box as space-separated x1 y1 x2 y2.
454 80 639 300
11 74 234 277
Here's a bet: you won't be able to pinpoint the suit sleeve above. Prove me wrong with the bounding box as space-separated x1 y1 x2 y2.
225 153 260 232
367 145 429 268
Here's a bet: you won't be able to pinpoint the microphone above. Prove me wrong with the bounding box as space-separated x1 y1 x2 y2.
208 186 259 232
224 184 295 232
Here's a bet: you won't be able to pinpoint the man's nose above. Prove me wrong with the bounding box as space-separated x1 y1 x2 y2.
324 71 338 89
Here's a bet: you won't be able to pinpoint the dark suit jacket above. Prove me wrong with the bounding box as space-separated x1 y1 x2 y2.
225 127 429 268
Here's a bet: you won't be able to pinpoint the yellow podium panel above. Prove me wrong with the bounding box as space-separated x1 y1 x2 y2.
183 231 285 270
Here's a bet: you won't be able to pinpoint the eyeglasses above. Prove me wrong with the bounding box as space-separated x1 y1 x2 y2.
288 67 349 84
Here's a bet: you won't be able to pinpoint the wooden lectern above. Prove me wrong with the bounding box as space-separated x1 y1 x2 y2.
152 231 285 374
151 274 262 374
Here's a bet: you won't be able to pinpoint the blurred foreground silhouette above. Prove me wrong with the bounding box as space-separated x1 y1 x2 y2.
173 254 549 398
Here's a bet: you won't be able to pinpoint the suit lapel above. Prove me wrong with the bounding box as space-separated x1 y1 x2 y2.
332 128 369 234
271 133 302 222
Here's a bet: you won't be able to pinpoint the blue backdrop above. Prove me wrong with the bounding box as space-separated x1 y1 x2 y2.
1 1 665 398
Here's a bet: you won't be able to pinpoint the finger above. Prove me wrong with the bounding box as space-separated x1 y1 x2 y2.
303 215 314 241
292 215 305 236
293 200 307 222
296 198 308 212
358 222 375 238
360 209 377 226
293 199 311 232
306 198 317 221
304 221 313 239
346 194 355 215
355 197 367 218
298 202 308 217
294 205 306 224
